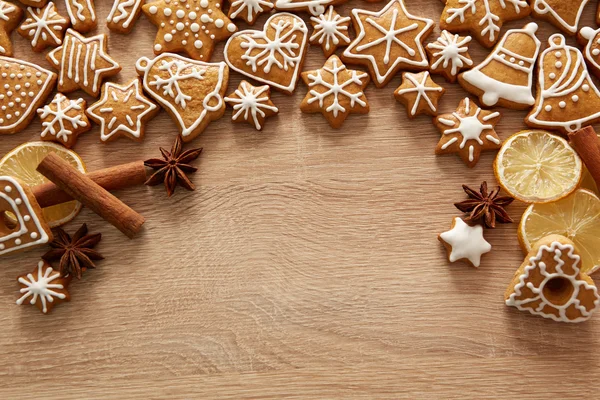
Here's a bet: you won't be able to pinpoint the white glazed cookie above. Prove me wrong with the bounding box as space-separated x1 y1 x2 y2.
225 80 279 130
17 261 70 314
18 3 70 53
107 0 145 33
65 0 97 33
309 6 351 58
426 30 473 83
0 1 23 57
439 217 491 268
38 93 91 148
531 0 588 35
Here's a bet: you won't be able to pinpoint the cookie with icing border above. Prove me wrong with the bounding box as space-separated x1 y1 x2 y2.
224 12 308 95
0 1 23 57
578 27 600 79
107 0 145 34
18 2 69 53
38 93 91 148
394 71 445 118
17 261 71 314
505 234 600 323
438 217 491 268
531 0 588 35
309 6 351 58
65 0 96 33
342 0 434 88
274 0 347 17
426 31 473 83
459 23 541 110
225 80 278 131
228 0 274 25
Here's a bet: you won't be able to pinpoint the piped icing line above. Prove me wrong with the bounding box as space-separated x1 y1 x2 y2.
532 0 588 35
16 261 67 314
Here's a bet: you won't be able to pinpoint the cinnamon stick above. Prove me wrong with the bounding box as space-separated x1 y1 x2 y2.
33 161 147 208
569 126 600 189
37 153 145 238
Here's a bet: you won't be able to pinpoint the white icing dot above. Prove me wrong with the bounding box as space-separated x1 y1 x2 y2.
0 244 4 250
149 5 158 14
200 0 208 7
182 40 187 45
15 239 21 246
24 215 31 222
509 57 515 63
559 101 566 109
194 40 203 49
15 198 21 205
549 73 556 79
519 60 524 66
4 186 11 193
555 61 562 68
555 51 561 58
176 10 185 18
227 23 236 32
191 23 200 32
30 232 38 239
545 105 552 112
215 19 224 28
176 22 185 31
593 49 600 56
189 11 197 19
572 95 579 102
154 44 162 51
200 14 210 23
164 33 173 42
163 8 172 16
583 84 590 92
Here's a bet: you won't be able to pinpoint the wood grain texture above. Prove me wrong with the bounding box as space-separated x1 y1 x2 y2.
1 1 600 398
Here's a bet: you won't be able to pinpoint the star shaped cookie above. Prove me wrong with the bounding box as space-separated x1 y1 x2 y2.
439 217 491 268
225 81 279 131
394 71 445 118
309 6 351 58
38 93 91 148
143 0 237 61
342 0 434 88
18 2 70 53
0 0 23 57
434 97 502 168
86 78 159 143
228 0 274 25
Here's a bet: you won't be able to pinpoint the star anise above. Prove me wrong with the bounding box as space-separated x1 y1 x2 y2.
454 181 514 229
144 135 203 197
42 224 104 279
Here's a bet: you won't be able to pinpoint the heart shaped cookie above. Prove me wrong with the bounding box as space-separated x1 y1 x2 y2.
224 13 308 94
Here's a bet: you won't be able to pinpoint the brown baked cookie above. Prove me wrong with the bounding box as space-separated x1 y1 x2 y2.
18 0 49 7
225 81 279 131
38 93 91 148
0 1 23 57
228 0 274 25
426 30 473 83
309 6 351 58
578 26 600 79
394 71 445 118
107 0 145 33
65 0 97 33
17 261 71 314
18 2 69 53
274 0 348 16
531 0 588 35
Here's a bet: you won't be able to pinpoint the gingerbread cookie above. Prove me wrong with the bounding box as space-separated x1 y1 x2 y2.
426 30 473 83
342 0 434 88
275 0 347 17
505 235 600 323
309 6 351 58
17 261 70 314
47 29 121 97
107 0 145 34
225 80 278 131
65 0 96 33
0 176 52 256
459 23 540 109
394 71 445 118
0 1 23 57
38 93 91 148
300 54 369 128
224 13 308 94
136 53 228 142
526 34 600 134
18 0 49 6
87 78 159 143
439 217 491 268
434 97 502 168
579 27 600 79
18 3 69 53
441 0 530 48
228 0 274 25
0 56 57 135
143 0 237 61
531 0 588 35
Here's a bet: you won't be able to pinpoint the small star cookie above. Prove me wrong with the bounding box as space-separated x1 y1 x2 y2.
300 54 369 129
18 2 69 53
439 217 491 268
143 0 237 61
65 0 97 33
38 93 91 148
107 0 145 33
17 261 71 314
426 30 473 83
225 81 279 131
579 26 600 79
531 0 588 35
86 78 159 143
0 0 23 57
228 0 274 25
309 6 351 58
434 97 502 168
394 71 445 118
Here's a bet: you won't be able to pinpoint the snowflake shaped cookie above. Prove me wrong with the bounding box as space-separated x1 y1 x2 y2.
394 71 445 118
143 0 237 61
426 30 473 83
532 0 588 35
434 97 502 168
38 93 91 148
309 6 351 58
65 0 97 33
275 0 347 16
225 13 308 94
0 0 23 57
86 78 159 143
439 217 491 268
342 0 434 88
228 0 274 25
17 261 71 314
107 0 145 33
505 235 600 323
300 54 369 129
18 2 69 53
225 81 278 130
441 0 530 48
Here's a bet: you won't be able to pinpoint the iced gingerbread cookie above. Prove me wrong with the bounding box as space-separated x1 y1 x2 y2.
531 0 588 35
578 27 600 79
17 2 69 53
426 31 473 83
143 0 237 61
0 1 23 57
394 71 445 118
342 0 433 88
0 176 52 256
439 217 491 268
107 0 145 34
434 97 502 168
459 23 540 110
228 0 274 25
441 0 530 48
224 13 308 94
47 29 121 97
275 0 347 17
19 0 49 6
505 235 600 323
0 56 57 135
17 261 71 314
300 54 369 129
65 0 96 33
136 53 228 142
87 78 159 143
38 93 91 148
225 80 278 131
526 34 600 134
309 6 351 58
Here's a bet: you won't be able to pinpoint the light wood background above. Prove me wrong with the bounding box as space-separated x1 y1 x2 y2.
1 1 600 398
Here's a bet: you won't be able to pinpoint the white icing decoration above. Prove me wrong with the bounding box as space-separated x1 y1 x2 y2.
16 261 66 314
107 0 144 30
309 6 351 53
225 83 278 130
580 27 600 73
275 0 336 16
395 72 443 116
427 30 473 77
229 0 273 23
65 0 96 24
0 0 18 53
440 217 491 267
38 94 87 143
533 0 588 34
149 59 206 108
20 4 68 48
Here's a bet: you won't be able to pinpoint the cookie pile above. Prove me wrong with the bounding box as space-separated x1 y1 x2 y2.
0 0 600 323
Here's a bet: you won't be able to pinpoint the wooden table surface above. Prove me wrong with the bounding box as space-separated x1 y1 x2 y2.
1 1 600 398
